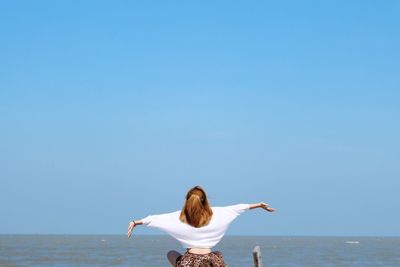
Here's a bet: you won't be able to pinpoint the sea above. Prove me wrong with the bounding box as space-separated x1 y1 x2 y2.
1 235 399 267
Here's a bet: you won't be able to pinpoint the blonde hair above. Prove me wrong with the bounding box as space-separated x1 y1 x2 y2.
180 186 213 228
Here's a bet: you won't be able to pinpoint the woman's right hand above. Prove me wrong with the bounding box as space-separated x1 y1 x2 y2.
260 202 276 212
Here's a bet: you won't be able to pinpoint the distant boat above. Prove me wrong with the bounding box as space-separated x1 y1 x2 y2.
345 241 360 244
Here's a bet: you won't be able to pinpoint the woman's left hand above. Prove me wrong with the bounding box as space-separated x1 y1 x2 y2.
127 221 136 238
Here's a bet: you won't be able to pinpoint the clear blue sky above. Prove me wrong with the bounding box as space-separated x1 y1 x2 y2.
1 1 399 236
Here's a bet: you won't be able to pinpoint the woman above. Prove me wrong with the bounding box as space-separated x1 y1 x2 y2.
127 186 275 266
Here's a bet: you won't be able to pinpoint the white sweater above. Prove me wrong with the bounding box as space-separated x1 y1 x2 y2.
141 204 250 248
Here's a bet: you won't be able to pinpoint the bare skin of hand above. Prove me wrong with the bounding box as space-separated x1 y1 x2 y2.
260 202 276 212
127 221 135 238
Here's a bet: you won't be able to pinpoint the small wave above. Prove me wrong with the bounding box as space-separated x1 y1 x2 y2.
101 239 106 242
345 241 360 244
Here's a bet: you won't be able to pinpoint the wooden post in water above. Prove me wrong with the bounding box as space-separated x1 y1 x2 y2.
253 246 262 267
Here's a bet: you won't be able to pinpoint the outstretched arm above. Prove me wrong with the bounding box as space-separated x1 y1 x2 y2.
127 220 144 238
249 202 276 212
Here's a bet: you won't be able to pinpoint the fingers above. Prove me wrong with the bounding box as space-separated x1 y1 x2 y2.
127 227 133 238
127 222 134 238
261 205 275 212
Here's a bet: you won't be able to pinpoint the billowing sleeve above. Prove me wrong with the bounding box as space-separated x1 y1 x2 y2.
141 215 155 226
227 204 251 215
215 203 251 225
141 211 180 229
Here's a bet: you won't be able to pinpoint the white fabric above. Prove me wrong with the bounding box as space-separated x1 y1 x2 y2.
141 204 250 248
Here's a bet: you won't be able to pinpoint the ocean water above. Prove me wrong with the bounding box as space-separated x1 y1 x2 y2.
1 235 399 267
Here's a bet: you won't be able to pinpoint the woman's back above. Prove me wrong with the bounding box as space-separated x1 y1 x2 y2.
142 204 250 248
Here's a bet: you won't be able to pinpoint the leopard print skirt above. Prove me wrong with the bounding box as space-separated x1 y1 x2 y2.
176 251 227 267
